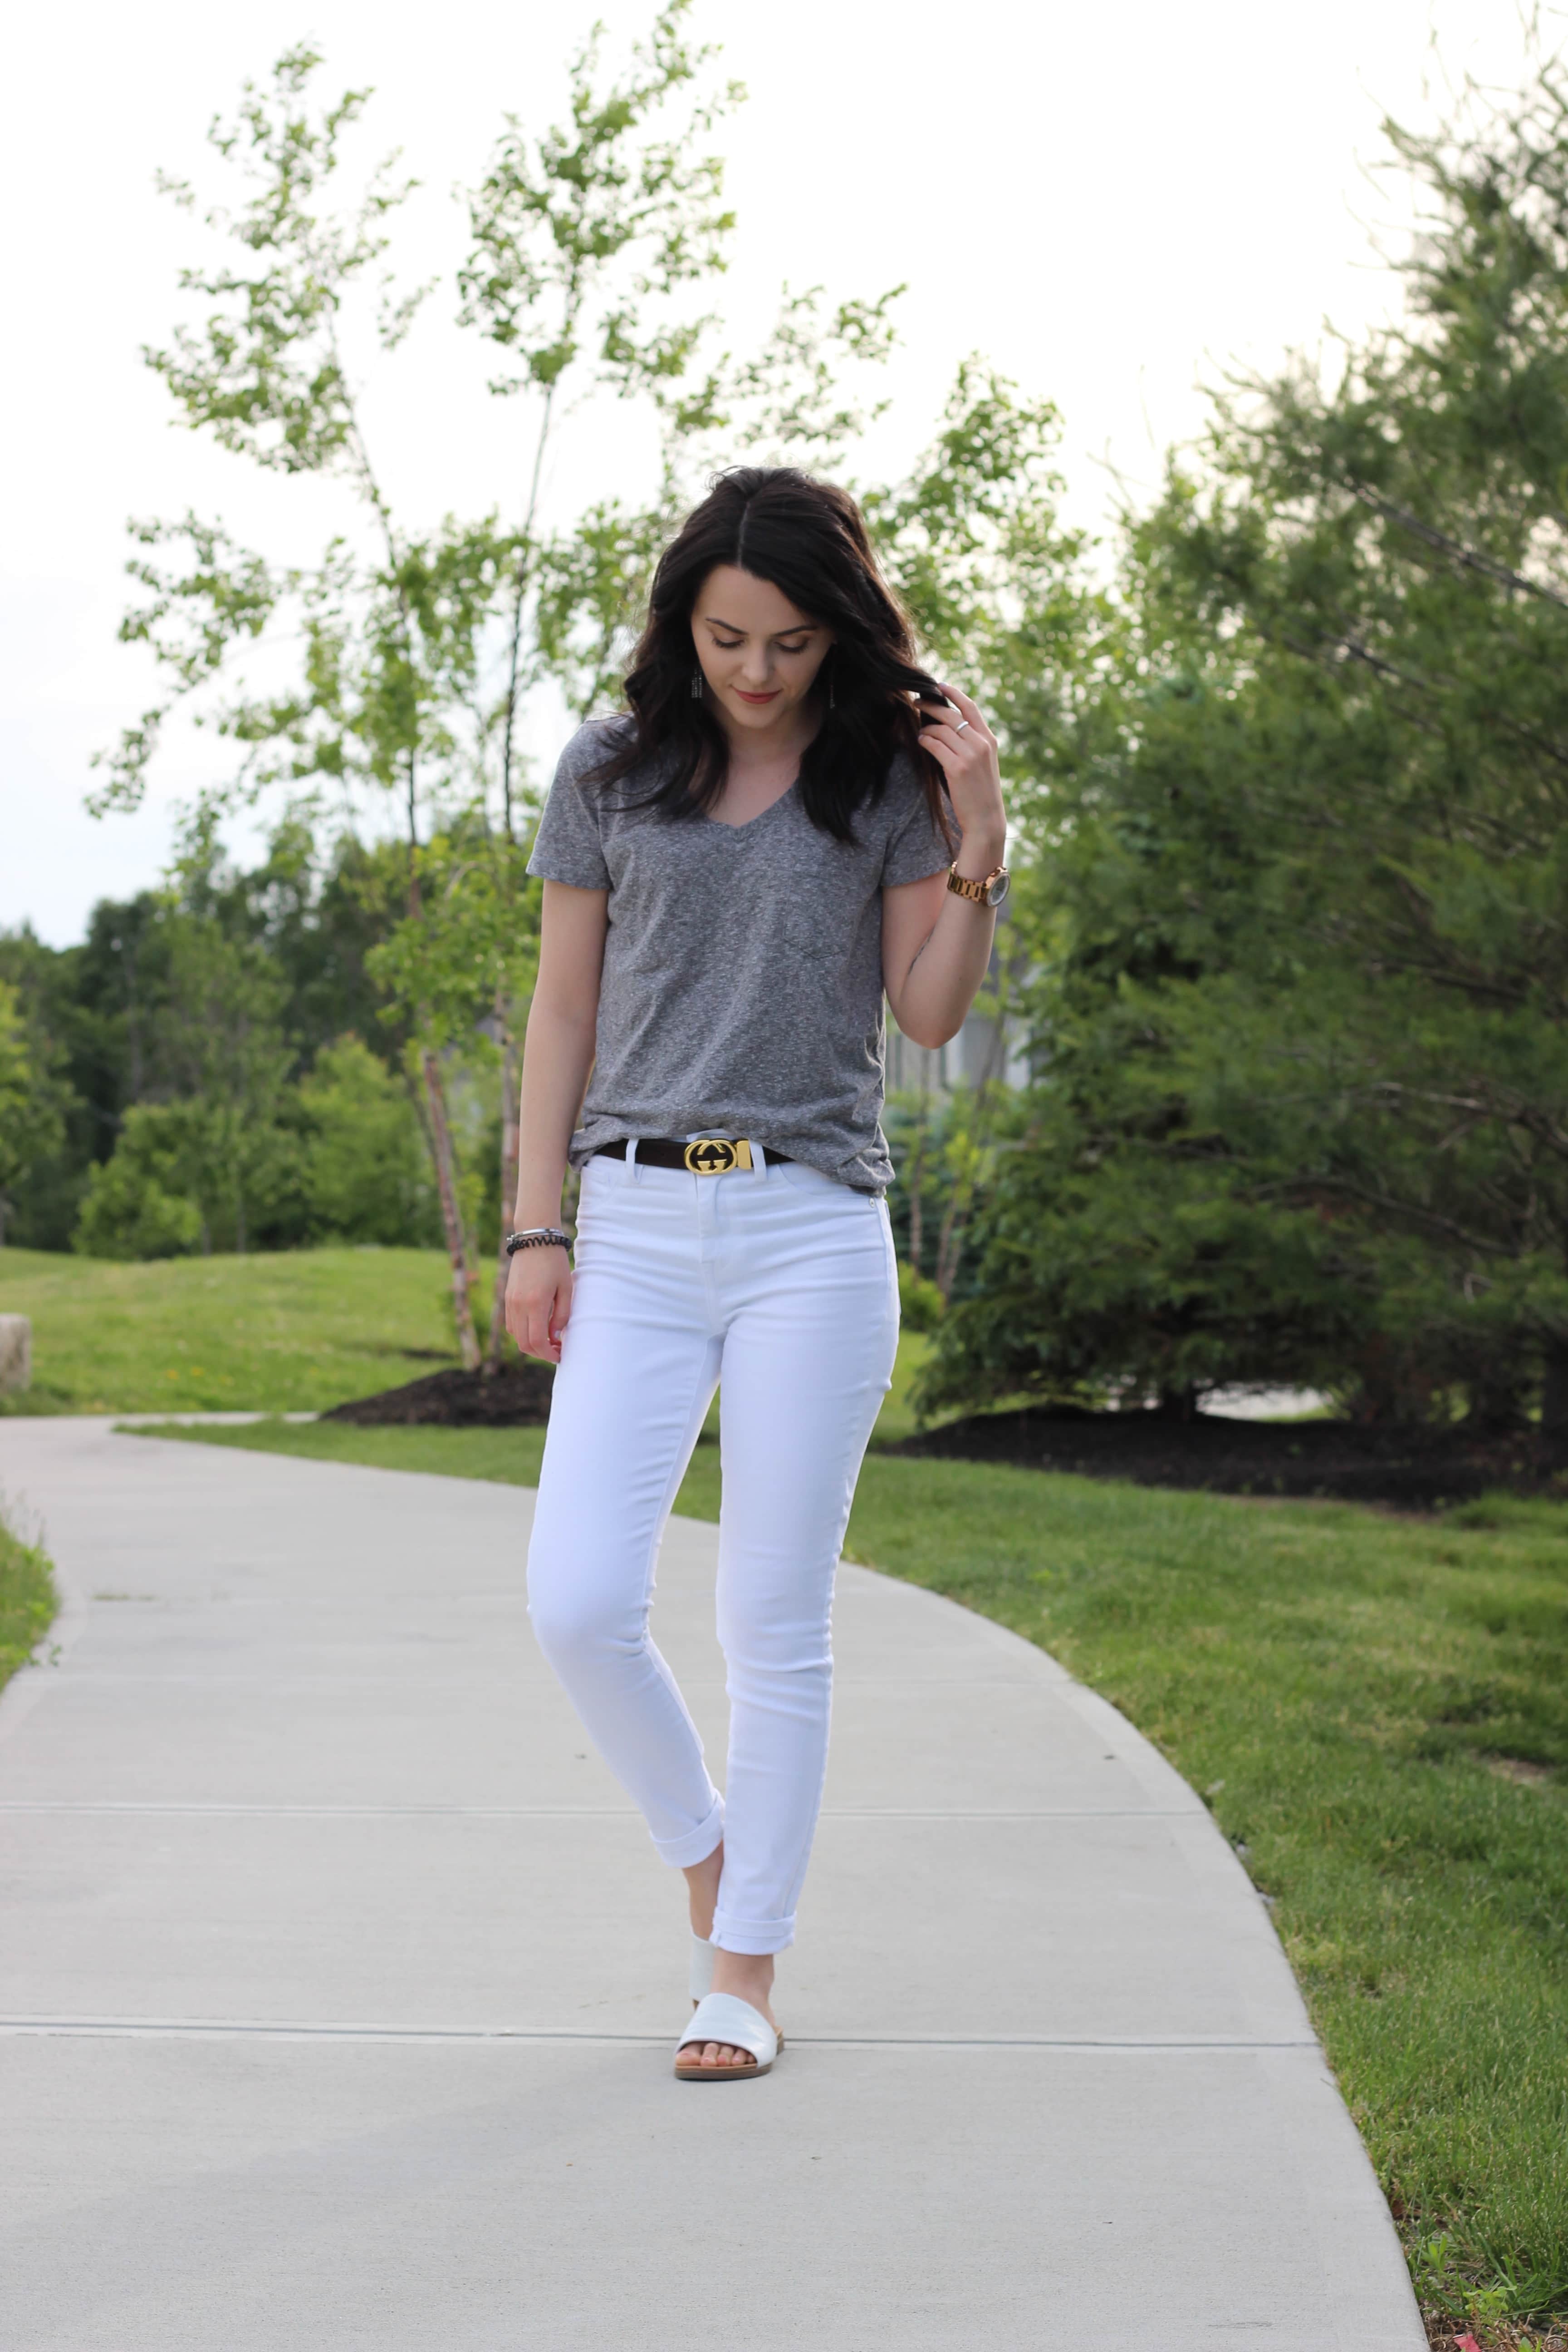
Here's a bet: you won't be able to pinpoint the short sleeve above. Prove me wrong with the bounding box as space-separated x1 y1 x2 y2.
880 758 953 889
526 723 615 890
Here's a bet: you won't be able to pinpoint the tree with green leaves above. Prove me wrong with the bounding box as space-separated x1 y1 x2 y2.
92 13 1117 1361
0 926 100 1250
74 1106 206 1261
299 1036 437 1248
93 13 744 1357
456 5 740 831
527 280 905 721
0 982 65 1249
367 816 541 1360
62 832 306 1257
926 49 1568 1430
868 368 1107 1317
147 897 299 1255
1 819 420 1254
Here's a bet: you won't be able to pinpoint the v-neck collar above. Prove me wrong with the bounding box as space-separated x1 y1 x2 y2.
703 777 799 834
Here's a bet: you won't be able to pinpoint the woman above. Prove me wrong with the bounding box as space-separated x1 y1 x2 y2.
505 466 1009 2081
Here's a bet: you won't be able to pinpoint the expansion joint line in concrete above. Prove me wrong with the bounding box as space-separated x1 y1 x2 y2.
0 1801 1205 1821
0 2016 1324 2051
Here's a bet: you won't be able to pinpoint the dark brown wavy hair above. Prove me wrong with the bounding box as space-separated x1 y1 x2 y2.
586 466 952 844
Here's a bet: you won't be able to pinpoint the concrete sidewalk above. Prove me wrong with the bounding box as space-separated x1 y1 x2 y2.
0 1417 1424 2350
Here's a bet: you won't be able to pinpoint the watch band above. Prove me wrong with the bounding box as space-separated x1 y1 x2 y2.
947 863 1009 907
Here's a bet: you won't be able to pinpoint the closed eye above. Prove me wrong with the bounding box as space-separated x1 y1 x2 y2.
702 624 818 653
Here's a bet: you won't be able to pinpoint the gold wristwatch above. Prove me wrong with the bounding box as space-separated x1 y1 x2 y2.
947 862 1010 908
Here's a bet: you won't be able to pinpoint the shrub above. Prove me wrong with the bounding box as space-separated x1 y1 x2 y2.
300 1037 439 1248
898 1260 946 1334
73 1107 204 1259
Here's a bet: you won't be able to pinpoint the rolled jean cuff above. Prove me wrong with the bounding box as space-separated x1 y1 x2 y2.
652 1793 725 1870
712 1907 795 1956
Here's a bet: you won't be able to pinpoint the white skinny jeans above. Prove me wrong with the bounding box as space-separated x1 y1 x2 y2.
526 1144 900 1955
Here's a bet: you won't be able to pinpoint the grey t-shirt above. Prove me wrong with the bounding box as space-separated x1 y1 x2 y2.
527 719 951 1192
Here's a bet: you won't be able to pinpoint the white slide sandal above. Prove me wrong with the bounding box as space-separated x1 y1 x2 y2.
689 1931 716 2005
675 1992 782 2082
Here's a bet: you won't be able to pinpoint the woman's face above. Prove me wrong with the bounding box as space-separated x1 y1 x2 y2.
689 565 833 736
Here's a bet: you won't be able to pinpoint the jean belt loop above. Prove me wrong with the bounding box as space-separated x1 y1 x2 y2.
626 1136 642 1185
753 1133 769 1184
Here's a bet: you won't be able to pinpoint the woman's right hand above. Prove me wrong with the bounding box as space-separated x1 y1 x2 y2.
505 1245 574 1364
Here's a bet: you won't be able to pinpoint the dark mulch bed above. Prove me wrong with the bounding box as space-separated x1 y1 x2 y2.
324 1363 1568 1507
888 1402 1568 1510
323 1357 556 1427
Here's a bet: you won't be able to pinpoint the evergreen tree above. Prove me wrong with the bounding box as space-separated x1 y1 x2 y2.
927 52 1568 1430
0 980 66 1248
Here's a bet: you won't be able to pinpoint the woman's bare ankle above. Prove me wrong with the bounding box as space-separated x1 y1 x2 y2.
711 1947 775 2024
682 1843 723 1941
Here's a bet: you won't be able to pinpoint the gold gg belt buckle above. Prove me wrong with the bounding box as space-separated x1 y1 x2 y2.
683 1137 755 1175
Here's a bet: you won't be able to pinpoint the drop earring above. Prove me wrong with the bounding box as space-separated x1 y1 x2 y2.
828 661 836 711
691 670 704 700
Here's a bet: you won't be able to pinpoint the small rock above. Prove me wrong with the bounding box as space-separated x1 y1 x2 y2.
0 1315 30 1396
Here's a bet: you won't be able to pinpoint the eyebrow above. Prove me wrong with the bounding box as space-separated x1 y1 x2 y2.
703 615 817 637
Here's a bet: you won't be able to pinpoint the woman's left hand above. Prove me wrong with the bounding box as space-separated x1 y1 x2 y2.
918 684 1007 860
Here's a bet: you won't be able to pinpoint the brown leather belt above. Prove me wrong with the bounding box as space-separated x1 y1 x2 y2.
593 1137 792 1176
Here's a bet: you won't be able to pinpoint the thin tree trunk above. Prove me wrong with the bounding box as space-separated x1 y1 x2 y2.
412 1059 479 1367
499 388 556 838
934 1132 973 1300
484 1008 521 1371
1153 1384 1199 1421
124 933 143 1104
402 778 479 1369
933 1054 1005 1301
499 553 528 843
907 1083 929 1274
333 339 479 1368
416 1047 480 1364
934 1191 966 1301
421 1045 480 1370
1541 1335 1568 1444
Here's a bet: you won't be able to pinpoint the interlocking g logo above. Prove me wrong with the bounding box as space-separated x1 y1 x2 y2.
684 1137 739 1174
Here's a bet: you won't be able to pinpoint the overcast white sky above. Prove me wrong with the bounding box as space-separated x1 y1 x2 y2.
0 0 1549 945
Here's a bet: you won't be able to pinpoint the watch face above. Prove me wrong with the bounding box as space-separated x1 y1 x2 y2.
985 868 1011 907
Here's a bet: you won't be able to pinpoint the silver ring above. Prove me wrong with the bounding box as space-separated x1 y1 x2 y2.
954 719 970 735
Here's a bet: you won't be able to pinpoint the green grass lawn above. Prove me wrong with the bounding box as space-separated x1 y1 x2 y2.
0 1245 938 1438
0 1501 55 1702
0 1246 463 1414
139 1413 1568 2338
